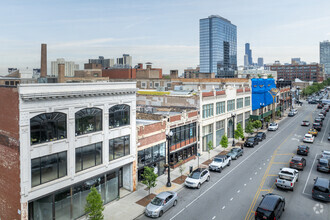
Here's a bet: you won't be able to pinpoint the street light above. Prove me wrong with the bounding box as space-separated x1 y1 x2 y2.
231 112 236 146
165 130 173 187
260 103 265 129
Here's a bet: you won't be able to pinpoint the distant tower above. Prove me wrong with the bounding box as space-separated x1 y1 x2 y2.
40 44 47 77
257 57 264 67
245 43 252 66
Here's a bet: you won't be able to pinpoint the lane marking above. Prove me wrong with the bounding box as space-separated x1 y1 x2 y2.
259 167 262 170
212 216 216 220
303 154 318 195
237 190 240 193
321 113 330 143
222 206 225 210
244 184 247 186
249 177 252 180
230 197 233 201
263 163 266 165
255 172 258 175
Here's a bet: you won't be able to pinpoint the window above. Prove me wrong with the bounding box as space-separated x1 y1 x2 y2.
75 142 102 172
245 97 250 107
30 112 67 145
31 151 67 187
141 82 146 88
109 104 130 129
154 82 160 88
75 108 102 136
109 135 130 161
202 104 214 118
227 99 235 111
216 120 225 146
237 98 243 109
216 101 225 114
170 123 196 146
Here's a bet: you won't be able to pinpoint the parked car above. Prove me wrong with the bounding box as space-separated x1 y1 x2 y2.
288 111 295 117
314 118 323 126
308 128 318 137
317 158 330 173
303 134 315 143
328 133 330 141
255 193 285 220
318 114 325 120
312 177 330 202
321 150 330 159
275 168 299 191
317 103 323 109
145 191 178 218
313 123 322 132
301 120 310 126
209 155 231 172
268 122 278 131
255 132 266 142
244 136 259 147
184 168 210 189
226 148 243 160
323 107 329 113
297 145 310 156
292 109 298 115
321 110 327 116
289 156 306 170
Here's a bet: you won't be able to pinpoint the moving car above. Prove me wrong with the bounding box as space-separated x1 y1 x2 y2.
289 156 306 170
255 193 285 220
308 128 318 137
275 168 299 191
226 148 243 160
297 145 310 156
301 120 310 126
145 191 178 218
209 155 231 172
244 136 259 148
292 109 298 115
185 168 210 189
312 177 330 202
268 122 278 131
313 123 322 131
255 132 266 142
317 158 330 173
303 134 314 143
288 111 295 117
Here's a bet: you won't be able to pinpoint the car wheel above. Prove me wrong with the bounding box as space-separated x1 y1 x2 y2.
235 156 237 160
297 178 298 182
291 187 294 192
197 183 201 189
173 200 177 206
206 176 210 182
159 211 163 217
219 167 222 173
228 161 231 166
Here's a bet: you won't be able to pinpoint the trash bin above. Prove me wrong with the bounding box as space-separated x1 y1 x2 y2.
189 166 193 174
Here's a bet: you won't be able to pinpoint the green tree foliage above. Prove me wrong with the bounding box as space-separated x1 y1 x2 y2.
234 123 244 140
257 74 262 78
276 110 281 118
141 166 158 199
245 120 254 134
207 140 214 159
267 74 273 78
302 79 330 96
220 134 228 149
85 187 104 220
253 120 262 131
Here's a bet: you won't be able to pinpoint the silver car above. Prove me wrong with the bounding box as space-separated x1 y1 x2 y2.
145 191 178 218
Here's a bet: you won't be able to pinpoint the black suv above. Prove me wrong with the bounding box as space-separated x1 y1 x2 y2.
312 178 330 202
255 193 285 220
244 136 258 148
297 145 309 156
313 123 322 131
314 118 323 126
255 132 266 142
317 158 330 173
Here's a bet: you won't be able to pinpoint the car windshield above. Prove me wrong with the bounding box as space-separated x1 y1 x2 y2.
231 148 239 152
214 158 223 163
279 174 293 181
314 186 329 193
319 159 329 166
189 172 201 179
247 137 254 141
270 123 276 126
151 197 163 206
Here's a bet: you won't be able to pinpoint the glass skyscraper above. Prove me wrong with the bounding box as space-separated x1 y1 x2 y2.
320 40 330 78
200 15 237 78
245 43 252 66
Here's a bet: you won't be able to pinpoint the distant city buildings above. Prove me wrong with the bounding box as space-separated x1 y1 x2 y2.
88 56 114 68
116 54 132 68
237 69 277 80
320 40 330 78
51 58 79 77
200 15 237 78
245 43 252 67
257 58 264 67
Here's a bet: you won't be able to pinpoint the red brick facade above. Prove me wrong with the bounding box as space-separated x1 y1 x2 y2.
169 115 181 122
102 68 137 79
137 121 166 148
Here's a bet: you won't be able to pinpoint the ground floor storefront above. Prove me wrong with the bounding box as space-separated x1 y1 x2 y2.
28 164 132 220
169 143 197 166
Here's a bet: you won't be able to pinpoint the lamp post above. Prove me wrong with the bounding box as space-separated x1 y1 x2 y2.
166 130 173 187
260 103 265 129
231 112 236 146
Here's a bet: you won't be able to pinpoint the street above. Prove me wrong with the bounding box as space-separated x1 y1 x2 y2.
137 102 330 220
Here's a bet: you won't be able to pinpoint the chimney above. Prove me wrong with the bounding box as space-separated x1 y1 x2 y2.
58 63 65 83
138 63 143 69
40 44 47 77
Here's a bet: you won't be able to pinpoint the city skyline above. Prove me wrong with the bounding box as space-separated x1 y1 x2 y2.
1 0 330 75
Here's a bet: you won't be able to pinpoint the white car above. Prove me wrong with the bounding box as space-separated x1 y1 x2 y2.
303 134 314 143
185 168 210 189
268 122 279 131
275 168 299 191
301 120 310 126
321 150 330 159
292 109 298 115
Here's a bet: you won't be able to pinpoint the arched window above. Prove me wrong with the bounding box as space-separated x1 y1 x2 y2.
30 112 67 145
75 108 102 136
109 105 130 128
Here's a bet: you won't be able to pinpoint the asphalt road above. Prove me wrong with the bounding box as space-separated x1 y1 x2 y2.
137 102 330 220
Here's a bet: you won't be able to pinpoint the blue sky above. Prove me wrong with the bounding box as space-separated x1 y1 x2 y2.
1 0 330 75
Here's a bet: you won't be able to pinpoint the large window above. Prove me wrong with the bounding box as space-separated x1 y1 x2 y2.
169 144 197 165
216 120 225 147
30 112 67 145
202 104 214 118
109 135 130 161
137 143 166 168
227 99 235 111
216 101 225 115
31 151 67 187
170 123 196 146
76 142 102 172
237 98 243 109
245 96 251 107
75 108 102 136
202 124 213 151
109 104 130 129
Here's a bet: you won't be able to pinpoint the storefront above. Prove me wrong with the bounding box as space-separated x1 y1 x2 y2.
28 165 130 220
169 143 197 166
202 124 213 152
137 142 166 181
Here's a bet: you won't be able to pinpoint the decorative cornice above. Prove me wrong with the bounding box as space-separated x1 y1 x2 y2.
20 88 137 101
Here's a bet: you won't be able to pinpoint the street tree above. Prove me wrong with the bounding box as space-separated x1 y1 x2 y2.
141 166 158 199
245 120 254 134
220 134 228 149
207 140 213 160
253 120 262 131
85 187 104 220
234 123 244 141
178 160 185 181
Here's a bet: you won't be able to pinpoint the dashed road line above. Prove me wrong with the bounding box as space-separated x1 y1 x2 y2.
212 216 216 220
237 190 240 193
303 154 318 195
230 197 233 201
222 206 225 210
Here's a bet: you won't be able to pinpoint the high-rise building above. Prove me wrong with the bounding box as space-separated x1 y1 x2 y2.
89 56 114 68
116 54 132 67
257 58 264 67
245 43 252 66
244 54 249 67
200 15 237 78
51 58 79 77
320 40 330 78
